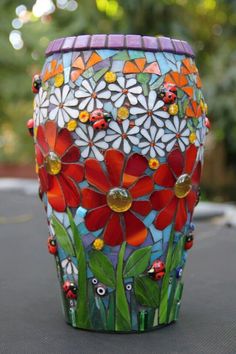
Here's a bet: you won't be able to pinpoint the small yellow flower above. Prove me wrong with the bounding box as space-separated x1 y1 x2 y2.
93 238 104 251
54 73 64 88
67 120 77 131
149 158 160 170
104 71 117 83
189 132 196 144
117 106 129 120
79 110 90 123
168 103 178 115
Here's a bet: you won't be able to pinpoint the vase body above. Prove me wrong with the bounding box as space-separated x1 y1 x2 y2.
33 35 208 332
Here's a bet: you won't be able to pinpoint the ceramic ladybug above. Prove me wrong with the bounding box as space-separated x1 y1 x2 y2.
158 82 177 104
47 236 57 255
27 118 34 137
63 281 77 299
32 74 42 94
185 233 194 250
89 109 112 130
148 259 165 280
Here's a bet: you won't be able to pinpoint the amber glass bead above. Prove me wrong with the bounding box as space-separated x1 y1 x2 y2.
168 103 178 115
107 187 132 212
54 73 64 87
174 174 192 198
45 152 62 175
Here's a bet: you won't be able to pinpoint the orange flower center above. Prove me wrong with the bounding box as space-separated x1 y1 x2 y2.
122 89 128 94
91 92 97 98
147 110 153 116
174 174 192 198
59 103 64 109
107 187 132 213
45 152 62 175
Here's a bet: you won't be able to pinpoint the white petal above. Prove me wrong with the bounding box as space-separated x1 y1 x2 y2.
150 125 157 141
148 91 157 110
58 112 65 128
150 147 156 158
114 95 125 108
139 141 150 148
154 110 169 119
141 128 151 142
112 137 122 149
123 139 131 154
54 88 61 102
181 128 190 137
81 146 90 158
79 97 91 110
179 119 187 131
137 94 147 109
108 121 121 134
67 263 72 274
97 90 111 100
180 137 189 145
129 85 142 94
154 145 165 157
135 114 148 127
117 76 125 88
109 83 122 92
128 136 139 145
166 139 176 152
152 116 164 128
75 90 91 98
88 125 94 140
178 139 185 152
93 130 106 142
61 259 67 267
75 127 89 142
105 134 120 142
64 98 78 107
63 106 79 119
62 109 70 123
96 81 106 92
49 107 58 120
165 120 176 132
122 119 129 133
155 128 165 141
91 146 104 161
153 99 164 111
162 133 176 142
62 85 70 102
126 78 137 88
173 116 180 131
128 126 139 135
141 146 151 155
127 93 138 105
95 141 109 149
75 140 89 147
50 95 59 106
82 80 93 93
87 98 95 112
111 92 123 102
143 117 151 129
95 99 103 109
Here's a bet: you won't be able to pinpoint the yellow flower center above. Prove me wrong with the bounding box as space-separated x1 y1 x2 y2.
149 158 160 170
174 174 192 198
107 187 132 213
45 152 62 175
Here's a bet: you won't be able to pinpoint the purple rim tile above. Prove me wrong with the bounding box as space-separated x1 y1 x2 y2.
74 35 91 50
90 34 107 49
45 34 195 58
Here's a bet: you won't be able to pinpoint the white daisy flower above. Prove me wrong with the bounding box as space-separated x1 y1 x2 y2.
49 84 79 128
108 77 142 108
61 257 78 275
33 88 49 126
195 119 207 162
75 124 108 161
75 79 111 112
105 120 140 154
162 116 190 152
139 126 165 158
130 91 169 129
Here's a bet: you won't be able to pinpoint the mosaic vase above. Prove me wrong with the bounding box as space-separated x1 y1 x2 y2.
32 34 208 332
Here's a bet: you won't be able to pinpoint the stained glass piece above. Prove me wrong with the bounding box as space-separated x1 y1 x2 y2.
37 125 49 154
154 197 177 230
154 164 175 188
54 73 64 87
85 158 111 193
187 190 197 213
38 166 49 192
47 176 66 212
61 163 83 182
175 198 187 231
54 128 73 157
85 205 112 231
174 174 192 198
129 176 153 199
124 211 147 246
45 152 62 175
131 201 152 216
103 213 123 246
61 146 80 163
58 174 81 208
107 187 132 213
143 62 161 75
81 188 106 209
191 161 202 185
123 153 148 188
167 149 184 178
35 144 44 165
185 144 197 174
104 149 125 187
151 190 174 211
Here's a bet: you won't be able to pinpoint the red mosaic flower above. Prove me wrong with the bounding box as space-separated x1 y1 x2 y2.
81 149 154 247
151 145 201 231
35 121 83 212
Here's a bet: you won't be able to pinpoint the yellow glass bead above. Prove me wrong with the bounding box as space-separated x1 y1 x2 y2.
54 73 64 88
93 238 104 251
79 110 90 123
45 152 62 175
149 158 160 170
189 132 197 144
35 163 39 174
174 174 192 198
117 106 129 120
104 71 117 83
67 120 77 131
168 103 178 115
107 187 132 213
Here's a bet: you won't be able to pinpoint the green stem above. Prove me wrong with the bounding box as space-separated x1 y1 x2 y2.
115 242 131 331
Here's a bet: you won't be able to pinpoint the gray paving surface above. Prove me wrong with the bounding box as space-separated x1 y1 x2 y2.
0 189 236 354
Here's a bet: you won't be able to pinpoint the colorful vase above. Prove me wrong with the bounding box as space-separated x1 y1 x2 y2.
32 34 208 332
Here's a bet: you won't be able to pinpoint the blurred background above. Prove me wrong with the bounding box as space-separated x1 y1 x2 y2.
0 0 236 201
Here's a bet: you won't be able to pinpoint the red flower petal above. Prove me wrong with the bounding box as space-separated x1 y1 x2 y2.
186 190 197 213
35 144 44 165
167 148 184 177
131 200 152 216
81 188 107 209
154 164 175 187
37 125 49 155
61 163 84 182
185 144 197 175
129 176 154 198
85 158 111 193
47 176 66 212
38 166 49 192
58 174 81 208
104 149 125 187
44 121 57 151
154 197 177 230
62 146 80 163
124 211 147 246
123 153 148 188
85 206 112 231
54 128 73 157
151 189 174 211
103 213 123 246
191 161 202 185
175 198 187 231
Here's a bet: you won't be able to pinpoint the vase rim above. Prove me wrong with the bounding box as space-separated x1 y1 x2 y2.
45 34 195 58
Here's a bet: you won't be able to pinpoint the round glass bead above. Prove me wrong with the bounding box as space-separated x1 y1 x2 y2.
107 187 132 213
104 71 117 83
54 73 64 87
174 174 192 198
45 152 62 175
117 106 129 120
168 103 178 115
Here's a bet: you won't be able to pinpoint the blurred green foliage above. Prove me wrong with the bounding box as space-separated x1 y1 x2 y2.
0 0 236 166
